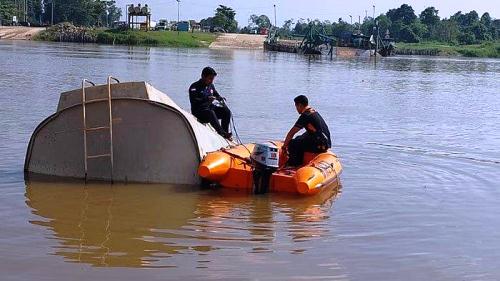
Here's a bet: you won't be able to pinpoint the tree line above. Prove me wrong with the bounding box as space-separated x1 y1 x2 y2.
0 0 121 27
199 4 498 45
278 4 499 45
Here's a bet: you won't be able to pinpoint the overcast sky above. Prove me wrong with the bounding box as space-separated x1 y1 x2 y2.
116 0 499 25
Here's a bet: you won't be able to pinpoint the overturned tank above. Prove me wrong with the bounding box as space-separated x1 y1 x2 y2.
24 78 232 184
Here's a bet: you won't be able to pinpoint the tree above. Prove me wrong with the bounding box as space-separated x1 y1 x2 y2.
410 20 427 40
458 31 476 44
387 4 417 26
101 0 121 27
0 0 16 23
431 19 459 43
464 10 479 27
419 7 440 27
492 19 500 40
471 22 491 41
360 14 391 37
376 14 392 35
249 14 271 29
399 25 420 42
293 18 308 35
40 0 121 27
330 18 353 37
480 12 491 27
212 5 238 33
278 18 294 37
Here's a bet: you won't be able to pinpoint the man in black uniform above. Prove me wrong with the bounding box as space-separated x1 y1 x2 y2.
189 67 232 139
283 95 332 166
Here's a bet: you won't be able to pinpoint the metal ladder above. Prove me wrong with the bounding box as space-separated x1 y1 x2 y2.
82 76 120 182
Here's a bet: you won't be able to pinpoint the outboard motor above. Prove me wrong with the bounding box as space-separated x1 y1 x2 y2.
250 142 279 194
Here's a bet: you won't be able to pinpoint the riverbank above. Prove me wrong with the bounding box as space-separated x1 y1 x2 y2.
395 41 500 58
22 23 500 58
209 34 266 49
34 23 217 48
0 26 44 40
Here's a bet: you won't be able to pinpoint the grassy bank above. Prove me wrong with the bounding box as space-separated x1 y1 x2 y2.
35 23 217 48
96 30 217 47
395 41 500 58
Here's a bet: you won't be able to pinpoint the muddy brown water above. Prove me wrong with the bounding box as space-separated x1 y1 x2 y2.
1 40 499 280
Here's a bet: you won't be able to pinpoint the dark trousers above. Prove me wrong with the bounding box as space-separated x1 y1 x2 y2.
288 133 325 166
194 105 231 135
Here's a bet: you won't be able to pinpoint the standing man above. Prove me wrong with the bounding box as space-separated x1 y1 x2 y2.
189 67 232 139
283 95 332 166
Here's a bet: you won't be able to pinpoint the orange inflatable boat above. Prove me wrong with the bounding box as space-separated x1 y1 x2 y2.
198 141 342 195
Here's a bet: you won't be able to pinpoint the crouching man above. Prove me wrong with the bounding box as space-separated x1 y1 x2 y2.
189 67 232 139
283 95 332 166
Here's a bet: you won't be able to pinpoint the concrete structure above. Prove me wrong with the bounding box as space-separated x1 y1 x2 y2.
24 81 232 184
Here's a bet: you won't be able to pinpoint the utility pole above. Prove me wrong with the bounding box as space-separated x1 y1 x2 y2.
365 10 368 19
24 0 27 22
373 5 375 19
51 0 54 26
349 15 352 25
273 4 277 27
176 0 180 35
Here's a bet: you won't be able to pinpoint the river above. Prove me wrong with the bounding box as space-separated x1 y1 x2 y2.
1 40 499 280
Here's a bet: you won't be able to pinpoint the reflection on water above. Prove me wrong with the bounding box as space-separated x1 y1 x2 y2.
25 181 340 268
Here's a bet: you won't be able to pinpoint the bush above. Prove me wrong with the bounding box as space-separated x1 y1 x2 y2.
96 32 115 44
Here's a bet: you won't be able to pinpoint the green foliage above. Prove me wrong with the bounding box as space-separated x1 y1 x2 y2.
293 18 308 34
97 30 217 47
457 31 476 45
420 7 440 27
364 4 497 45
399 25 420 43
397 41 500 58
212 5 238 33
249 14 271 29
387 4 417 25
0 0 16 23
37 27 217 48
0 0 43 24
40 0 120 27
277 18 295 37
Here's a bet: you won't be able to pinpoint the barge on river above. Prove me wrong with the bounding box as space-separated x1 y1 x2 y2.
264 24 395 58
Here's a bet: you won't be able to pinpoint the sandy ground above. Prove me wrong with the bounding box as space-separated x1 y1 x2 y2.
209 34 266 49
0 26 45 40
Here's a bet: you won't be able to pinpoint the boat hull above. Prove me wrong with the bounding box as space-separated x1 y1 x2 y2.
199 143 343 195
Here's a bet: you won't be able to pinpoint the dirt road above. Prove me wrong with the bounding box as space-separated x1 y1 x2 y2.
209 34 266 49
0 26 44 40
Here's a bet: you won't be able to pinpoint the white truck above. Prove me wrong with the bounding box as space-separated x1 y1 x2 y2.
155 19 169 31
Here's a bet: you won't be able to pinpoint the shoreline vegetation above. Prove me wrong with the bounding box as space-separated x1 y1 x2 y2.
31 23 499 58
34 23 500 58
1 0 499 57
395 41 500 58
34 23 217 48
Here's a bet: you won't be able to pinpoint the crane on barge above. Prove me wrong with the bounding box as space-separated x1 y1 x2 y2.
265 21 395 57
